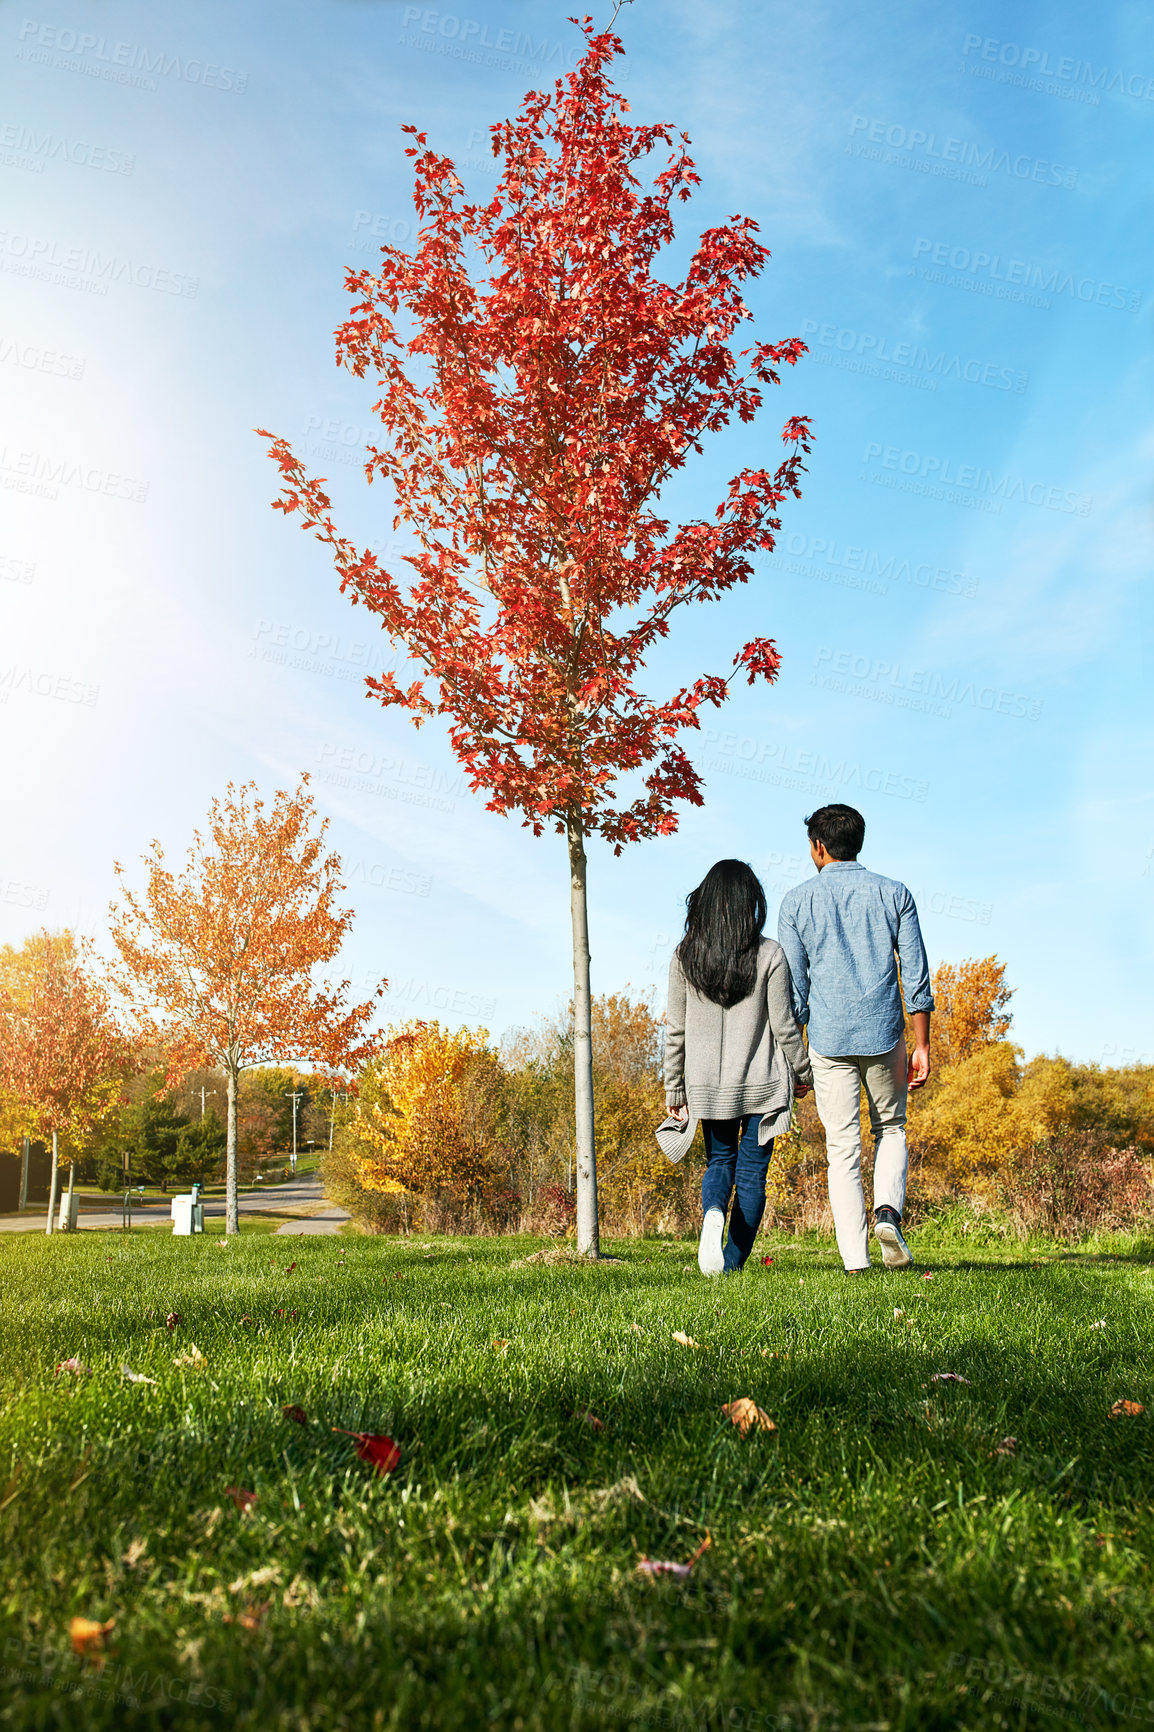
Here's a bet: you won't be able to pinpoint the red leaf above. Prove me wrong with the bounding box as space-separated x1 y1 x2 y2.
224 1486 259 1513
55 1357 91 1377
332 1428 401 1474
637 1533 711 1578
165 1313 181 1330
281 1404 309 1424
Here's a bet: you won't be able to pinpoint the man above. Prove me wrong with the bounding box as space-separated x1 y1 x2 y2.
777 804 933 1273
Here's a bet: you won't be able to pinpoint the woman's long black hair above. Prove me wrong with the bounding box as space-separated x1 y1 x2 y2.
676 860 767 1008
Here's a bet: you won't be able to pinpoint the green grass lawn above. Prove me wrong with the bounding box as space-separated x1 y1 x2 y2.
2 1228 1153 1730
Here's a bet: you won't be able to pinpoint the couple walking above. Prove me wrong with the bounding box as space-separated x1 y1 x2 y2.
659 803 934 1275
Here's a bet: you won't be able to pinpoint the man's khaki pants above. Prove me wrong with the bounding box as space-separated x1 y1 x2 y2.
809 1037 908 1270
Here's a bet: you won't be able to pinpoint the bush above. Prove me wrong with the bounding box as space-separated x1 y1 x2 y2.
522 1181 575 1236
1004 1131 1153 1239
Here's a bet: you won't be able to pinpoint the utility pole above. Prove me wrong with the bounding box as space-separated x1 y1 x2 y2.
285 1090 304 1175
200 1084 217 1119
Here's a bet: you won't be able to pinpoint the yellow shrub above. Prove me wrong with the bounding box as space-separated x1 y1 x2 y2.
351 1021 506 1207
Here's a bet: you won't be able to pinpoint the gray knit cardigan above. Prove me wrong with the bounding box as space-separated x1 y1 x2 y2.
663 938 813 1127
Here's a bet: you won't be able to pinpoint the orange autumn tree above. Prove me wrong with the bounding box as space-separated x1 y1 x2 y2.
350 1021 506 1220
109 779 384 1235
906 955 1018 1191
929 956 1014 1067
259 21 811 1255
0 930 134 1235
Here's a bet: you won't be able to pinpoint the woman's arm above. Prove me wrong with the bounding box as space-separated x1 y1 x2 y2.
664 952 687 1109
766 946 813 1088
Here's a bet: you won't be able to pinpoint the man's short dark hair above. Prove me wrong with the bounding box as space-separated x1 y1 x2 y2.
806 804 865 860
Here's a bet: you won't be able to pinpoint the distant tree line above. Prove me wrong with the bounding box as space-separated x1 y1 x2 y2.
324 956 1154 1241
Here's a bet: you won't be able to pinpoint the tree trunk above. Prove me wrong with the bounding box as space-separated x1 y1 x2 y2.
46 1129 59 1236
567 813 599 1257
226 1061 240 1236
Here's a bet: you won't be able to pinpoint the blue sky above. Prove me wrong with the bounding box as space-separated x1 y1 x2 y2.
1 0 1151 1064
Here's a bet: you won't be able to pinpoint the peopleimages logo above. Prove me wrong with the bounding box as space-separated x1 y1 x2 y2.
799 319 1026 394
757 535 977 599
15 19 248 92
399 7 580 56
0 122 134 175
912 238 1142 314
962 34 1154 103
848 115 1077 189
0 230 199 299
861 442 1091 517
812 647 1042 722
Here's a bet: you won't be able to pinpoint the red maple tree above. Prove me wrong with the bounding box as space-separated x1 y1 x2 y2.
260 20 811 1254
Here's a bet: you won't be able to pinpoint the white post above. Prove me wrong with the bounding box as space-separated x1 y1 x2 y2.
64 1159 75 1231
45 1130 59 1236
18 1136 29 1212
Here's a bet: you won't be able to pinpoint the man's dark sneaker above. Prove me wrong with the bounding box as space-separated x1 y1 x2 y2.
874 1208 912 1270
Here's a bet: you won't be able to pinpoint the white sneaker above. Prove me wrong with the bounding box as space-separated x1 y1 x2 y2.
698 1208 726 1277
874 1217 912 1270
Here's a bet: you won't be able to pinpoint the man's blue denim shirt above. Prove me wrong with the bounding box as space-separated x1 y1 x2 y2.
777 861 934 1057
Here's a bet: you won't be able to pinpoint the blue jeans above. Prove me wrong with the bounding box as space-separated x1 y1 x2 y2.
701 1115 773 1271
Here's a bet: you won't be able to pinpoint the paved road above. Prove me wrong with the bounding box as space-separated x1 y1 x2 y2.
0 1176 350 1234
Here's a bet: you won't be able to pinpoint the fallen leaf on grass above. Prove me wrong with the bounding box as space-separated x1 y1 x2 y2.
224 1486 259 1513
636 1533 711 1579
284 1261 297 1274
672 1331 704 1350
122 1538 150 1569
165 1314 181 1331
1109 1400 1145 1419
70 1616 114 1664
54 1357 90 1377
223 1600 270 1631
722 1398 777 1436
581 1411 604 1432
921 1272 934 1281
491 1338 509 1355
761 1256 774 1266
173 1345 206 1369
991 1436 1018 1457
930 1372 970 1384
121 1365 157 1385
1090 1320 1107 1330
331 1428 401 1474
629 1322 644 1334
281 1404 308 1424
893 1309 905 1320
274 1309 299 1319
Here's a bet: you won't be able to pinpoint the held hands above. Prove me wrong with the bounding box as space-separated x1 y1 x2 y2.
908 1044 931 1091
669 1105 689 1122
794 1082 811 1098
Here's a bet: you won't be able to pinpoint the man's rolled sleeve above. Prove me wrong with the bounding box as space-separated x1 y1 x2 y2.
776 901 811 1030
896 888 934 1015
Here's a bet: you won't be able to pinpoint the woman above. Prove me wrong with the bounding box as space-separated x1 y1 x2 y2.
663 859 812 1275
